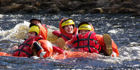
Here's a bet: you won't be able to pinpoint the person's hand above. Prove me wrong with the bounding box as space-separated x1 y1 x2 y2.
12 45 18 50
31 56 40 60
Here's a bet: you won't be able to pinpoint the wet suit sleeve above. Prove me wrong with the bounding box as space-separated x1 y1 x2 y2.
53 46 64 54
52 30 61 37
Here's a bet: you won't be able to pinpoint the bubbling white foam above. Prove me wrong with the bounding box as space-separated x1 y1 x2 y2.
0 21 30 42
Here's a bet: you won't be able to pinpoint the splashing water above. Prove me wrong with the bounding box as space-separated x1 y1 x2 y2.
0 14 139 69
0 21 29 41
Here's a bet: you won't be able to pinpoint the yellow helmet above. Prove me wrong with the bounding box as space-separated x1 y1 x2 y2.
61 19 75 27
28 26 40 35
78 24 92 31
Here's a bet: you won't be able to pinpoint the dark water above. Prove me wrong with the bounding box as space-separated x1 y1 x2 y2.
0 14 140 70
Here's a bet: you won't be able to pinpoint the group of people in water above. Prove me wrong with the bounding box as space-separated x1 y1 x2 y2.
11 18 119 59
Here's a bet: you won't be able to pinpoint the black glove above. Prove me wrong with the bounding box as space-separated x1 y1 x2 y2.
33 42 43 52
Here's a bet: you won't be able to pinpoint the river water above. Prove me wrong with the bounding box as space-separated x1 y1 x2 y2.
0 14 140 70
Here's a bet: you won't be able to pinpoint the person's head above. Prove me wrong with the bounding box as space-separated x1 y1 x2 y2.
28 26 40 38
78 22 93 35
29 19 41 27
61 18 75 34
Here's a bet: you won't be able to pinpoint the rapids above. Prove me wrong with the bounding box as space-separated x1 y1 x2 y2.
0 14 139 69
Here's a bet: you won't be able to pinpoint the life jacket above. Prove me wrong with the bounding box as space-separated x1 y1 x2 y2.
71 31 101 54
13 36 42 57
37 24 48 40
95 34 119 57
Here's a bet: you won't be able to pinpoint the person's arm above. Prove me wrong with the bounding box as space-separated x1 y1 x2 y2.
52 30 61 37
11 45 19 50
52 45 64 54
33 42 48 58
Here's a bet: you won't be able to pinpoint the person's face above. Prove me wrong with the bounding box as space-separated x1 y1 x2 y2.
28 32 36 38
31 20 41 24
79 30 90 35
64 25 74 34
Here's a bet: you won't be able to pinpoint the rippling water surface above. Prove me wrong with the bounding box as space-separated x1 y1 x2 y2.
0 14 140 70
